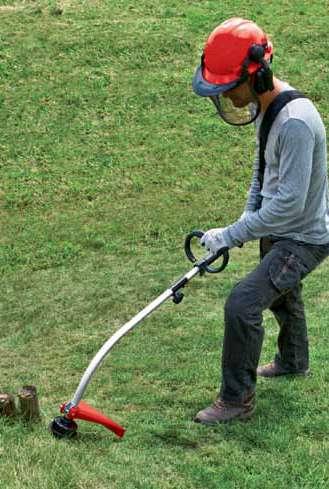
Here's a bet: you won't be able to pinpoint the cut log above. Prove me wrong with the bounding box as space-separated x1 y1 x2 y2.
18 385 40 421
0 393 16 417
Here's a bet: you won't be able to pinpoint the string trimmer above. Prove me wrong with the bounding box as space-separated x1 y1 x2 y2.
49 230 229 439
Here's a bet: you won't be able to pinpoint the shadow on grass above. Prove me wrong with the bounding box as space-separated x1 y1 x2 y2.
147 383 304 451
149 427 200 449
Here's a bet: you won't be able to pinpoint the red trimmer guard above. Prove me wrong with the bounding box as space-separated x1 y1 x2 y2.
61 401 125 438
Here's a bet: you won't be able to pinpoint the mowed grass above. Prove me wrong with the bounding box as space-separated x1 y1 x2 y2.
0 1 328 488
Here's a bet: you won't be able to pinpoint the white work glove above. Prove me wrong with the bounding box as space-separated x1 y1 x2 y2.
200 228 229 255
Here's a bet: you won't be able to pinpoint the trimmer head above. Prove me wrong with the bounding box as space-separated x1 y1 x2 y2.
50 416 78 439
50 400 125 439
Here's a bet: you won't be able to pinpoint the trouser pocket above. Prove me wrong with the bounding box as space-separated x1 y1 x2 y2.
268 249 308 294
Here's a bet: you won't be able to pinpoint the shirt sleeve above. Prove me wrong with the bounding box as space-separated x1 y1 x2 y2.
222 118 315 247
244 137 262 212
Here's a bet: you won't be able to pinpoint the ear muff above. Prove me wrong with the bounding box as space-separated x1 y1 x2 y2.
249 44 266 63
246 44 274 94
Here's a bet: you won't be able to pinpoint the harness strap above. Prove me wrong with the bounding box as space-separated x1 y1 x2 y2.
258 90 308 195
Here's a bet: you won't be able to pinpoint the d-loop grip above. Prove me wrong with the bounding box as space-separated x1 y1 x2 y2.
184 230 229 274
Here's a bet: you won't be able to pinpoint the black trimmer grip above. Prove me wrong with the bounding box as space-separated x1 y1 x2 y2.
184 230 229 273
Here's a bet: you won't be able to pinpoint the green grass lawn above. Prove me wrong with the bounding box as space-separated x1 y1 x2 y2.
0 1 328 488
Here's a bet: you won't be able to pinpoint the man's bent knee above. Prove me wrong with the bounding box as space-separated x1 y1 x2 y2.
224 284 258 322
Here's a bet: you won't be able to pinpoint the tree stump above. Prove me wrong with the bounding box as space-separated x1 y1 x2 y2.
18 385 40 421
0 393 16 417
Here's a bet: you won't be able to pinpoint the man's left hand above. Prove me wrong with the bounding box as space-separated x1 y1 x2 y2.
200 228 229 255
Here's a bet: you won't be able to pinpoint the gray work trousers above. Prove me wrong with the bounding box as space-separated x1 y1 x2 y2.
219 237 329 404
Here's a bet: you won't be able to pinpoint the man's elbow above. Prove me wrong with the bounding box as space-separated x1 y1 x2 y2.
277 191 307 218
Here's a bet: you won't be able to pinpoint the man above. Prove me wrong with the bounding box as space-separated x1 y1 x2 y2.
192 17 329 424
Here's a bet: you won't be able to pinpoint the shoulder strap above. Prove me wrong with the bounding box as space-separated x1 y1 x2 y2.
258 90 307 191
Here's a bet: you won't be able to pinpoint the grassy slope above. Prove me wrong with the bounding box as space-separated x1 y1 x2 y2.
0 1 328 488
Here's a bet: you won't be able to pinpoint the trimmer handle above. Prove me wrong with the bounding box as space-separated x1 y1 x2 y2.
184 230 229 274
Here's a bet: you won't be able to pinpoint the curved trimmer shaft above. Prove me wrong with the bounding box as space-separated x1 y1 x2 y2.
65 266 200 411
55 231 229 438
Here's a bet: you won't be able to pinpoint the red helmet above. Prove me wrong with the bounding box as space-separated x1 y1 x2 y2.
193 18 273 96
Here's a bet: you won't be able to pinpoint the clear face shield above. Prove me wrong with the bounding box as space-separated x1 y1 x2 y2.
209 95 260 126
192 57 262 126
209 83 260 126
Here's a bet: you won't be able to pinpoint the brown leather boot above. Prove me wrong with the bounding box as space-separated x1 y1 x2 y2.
194 395 255 425
257 361 310 378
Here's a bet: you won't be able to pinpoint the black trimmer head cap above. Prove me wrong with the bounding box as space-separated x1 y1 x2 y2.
50 416 78 439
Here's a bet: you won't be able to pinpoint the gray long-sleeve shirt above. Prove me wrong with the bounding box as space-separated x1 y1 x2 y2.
222 87 329 247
